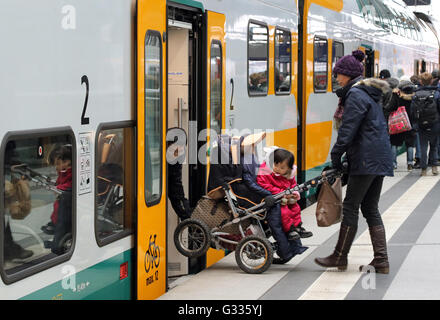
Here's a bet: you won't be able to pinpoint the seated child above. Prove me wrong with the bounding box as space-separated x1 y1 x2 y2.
42 145 72 235
257 148 312 241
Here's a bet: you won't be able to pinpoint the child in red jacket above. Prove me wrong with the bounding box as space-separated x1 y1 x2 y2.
41 145 72 235
257 148 312 240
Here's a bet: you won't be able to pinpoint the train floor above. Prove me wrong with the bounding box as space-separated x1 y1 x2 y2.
159 153 440 300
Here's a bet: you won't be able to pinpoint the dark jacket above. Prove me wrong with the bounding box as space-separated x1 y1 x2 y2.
242 154 272 198
411 86 440 135
331 78 394 176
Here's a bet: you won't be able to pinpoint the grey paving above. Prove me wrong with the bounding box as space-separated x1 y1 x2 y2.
260 173 421 300
345 180 440 300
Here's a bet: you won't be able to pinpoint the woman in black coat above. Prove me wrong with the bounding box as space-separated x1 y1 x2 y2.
315 50 393 274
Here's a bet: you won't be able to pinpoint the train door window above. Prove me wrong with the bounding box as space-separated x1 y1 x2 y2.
274 27 291 94
144 31 163 207
210 41 222 135
421 60 426 73
248 21 268 96
1 130 75 283
313 36 328 93
331 41 344 92
95 122 135 246
364 49 375 78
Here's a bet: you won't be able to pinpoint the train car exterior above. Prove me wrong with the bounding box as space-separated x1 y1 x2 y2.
301 0 439 188
0 0 136 299
0 0 438 300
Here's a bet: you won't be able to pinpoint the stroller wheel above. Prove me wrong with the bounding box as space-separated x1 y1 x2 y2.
235 236 273 274
174 218 211 258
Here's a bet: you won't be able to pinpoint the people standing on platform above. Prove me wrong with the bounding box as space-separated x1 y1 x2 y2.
430 70 440 165
382 77 399 114
314 50 393 274
379 69 391 80
383 80 417 170
409 74 423 168
411 72 439 176
411 75 421 88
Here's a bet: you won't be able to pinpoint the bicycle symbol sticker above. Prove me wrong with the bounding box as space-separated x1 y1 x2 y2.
144 234 160 285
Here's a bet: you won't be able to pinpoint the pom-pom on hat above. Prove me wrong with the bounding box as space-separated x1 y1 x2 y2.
333 50 365 79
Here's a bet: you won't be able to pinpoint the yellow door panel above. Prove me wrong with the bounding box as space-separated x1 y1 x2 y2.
137 0 167 300
206 10 226 267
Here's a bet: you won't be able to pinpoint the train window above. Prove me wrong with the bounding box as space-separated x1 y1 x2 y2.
332 41 344 92
1 130 75 283
95 122 135 246
210 41 222 135
144 31 163 207
248 21 268 96
313 36 328 93
275 27 291 94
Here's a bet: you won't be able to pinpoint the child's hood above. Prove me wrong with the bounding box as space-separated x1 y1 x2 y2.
259 161 296 180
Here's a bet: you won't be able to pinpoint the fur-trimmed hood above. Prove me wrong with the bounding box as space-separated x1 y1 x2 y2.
354 78 390 93
352 78 390 103
399 91 415 101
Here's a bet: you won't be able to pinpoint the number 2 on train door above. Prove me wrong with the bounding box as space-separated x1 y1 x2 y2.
136 0 167 300
81 75 90 125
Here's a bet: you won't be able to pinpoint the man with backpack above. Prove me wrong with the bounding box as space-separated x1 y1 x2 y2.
411 72 440 176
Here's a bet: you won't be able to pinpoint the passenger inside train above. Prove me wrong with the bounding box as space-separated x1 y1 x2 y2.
166 135 191 221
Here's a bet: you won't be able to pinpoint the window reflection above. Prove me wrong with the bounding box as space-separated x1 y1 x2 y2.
275 28 291 94
314 37 328 93
332 41 344 92
210 42 222 135
96 126 134 243
3 135 73 276
248 22 268 96
145 31 162 206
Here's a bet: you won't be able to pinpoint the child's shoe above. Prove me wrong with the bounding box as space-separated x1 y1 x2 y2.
41 222 55 235
292 223 313 238
287 226 300 241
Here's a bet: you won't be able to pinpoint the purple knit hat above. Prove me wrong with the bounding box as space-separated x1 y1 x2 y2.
333 50 365 79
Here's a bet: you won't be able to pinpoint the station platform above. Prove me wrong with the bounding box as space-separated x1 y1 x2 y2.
159 153 440 300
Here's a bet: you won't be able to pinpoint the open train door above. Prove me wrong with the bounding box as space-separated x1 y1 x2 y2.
205 10 227 268
136 0 167 300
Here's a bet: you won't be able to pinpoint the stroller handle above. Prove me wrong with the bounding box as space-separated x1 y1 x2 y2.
11 163 63 195
240 167 344 212
273 167 342 200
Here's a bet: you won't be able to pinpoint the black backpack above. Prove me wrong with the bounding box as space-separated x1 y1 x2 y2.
412 89 439 130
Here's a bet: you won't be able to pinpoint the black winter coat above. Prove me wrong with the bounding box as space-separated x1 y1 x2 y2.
331 78 394 176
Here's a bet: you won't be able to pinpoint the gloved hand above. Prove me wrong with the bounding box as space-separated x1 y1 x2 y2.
264 195 276 208
331 155 343 172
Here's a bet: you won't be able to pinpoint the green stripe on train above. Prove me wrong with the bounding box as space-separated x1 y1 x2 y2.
170 0 204 10
21 249 133 300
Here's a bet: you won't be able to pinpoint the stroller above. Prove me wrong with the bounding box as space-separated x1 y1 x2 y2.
173 134 341 274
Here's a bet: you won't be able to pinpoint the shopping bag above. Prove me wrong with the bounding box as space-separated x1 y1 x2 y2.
388 106 412 135
315 177 342 227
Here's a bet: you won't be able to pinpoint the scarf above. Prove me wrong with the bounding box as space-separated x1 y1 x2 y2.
333 76 363 129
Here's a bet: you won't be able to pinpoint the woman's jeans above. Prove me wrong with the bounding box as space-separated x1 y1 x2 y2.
342 175 385 228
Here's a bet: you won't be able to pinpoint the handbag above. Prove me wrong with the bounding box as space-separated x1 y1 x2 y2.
388 106 412 135
315 177 342 227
